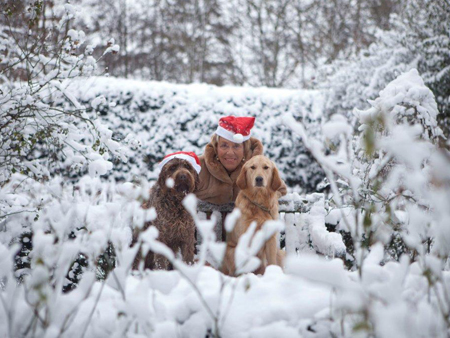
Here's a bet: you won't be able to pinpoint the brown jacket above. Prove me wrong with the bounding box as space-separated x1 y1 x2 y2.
196 137 287 204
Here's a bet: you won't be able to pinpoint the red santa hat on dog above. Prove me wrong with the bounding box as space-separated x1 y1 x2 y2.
215 116 255 143
158 151 201 174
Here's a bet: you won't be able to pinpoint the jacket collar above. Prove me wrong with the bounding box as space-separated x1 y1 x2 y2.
203 137 263 184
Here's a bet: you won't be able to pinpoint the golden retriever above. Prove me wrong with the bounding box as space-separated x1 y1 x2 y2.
221 155 285 276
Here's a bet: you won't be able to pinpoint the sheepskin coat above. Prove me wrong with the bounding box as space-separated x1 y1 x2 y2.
196 137 287 204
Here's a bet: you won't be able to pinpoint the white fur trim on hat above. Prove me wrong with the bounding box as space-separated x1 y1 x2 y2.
215 125 251 144
158 154 201 174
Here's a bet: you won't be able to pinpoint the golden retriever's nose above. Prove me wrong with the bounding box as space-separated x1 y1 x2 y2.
255 176 264 186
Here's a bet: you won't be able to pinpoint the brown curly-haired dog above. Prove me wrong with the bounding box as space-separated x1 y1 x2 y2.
133 158 199 270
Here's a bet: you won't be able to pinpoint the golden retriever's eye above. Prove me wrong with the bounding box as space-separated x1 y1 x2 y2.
263 166 269 170
250 166 256 170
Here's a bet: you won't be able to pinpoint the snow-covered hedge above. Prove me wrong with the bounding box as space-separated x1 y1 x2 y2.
65 77 325 192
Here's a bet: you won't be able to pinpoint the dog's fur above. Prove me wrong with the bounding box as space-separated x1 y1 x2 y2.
221 155 285 276
133 158 199 270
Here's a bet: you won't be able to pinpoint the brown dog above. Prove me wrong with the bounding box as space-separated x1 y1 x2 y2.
133 157 199 270
221 155 285 276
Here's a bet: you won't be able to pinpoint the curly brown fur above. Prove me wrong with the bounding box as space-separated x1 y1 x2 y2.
221 155 285 276
133 158 199 270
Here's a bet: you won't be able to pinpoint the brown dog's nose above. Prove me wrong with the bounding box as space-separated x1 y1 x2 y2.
255 176 263 186
178 173 187 181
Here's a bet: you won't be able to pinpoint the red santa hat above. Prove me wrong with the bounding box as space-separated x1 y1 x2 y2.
158 151 201 174
215 116 255 143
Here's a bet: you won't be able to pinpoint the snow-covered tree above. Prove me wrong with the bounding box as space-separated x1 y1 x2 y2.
0 0 123 183
319 0 450 143
284 69 450 336
402 0 450 144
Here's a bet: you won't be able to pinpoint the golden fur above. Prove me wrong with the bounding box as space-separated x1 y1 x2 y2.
221 155 285 276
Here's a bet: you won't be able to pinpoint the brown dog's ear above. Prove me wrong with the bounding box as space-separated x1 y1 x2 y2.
236 166 248 190
271 166 282 192
157 165 168 188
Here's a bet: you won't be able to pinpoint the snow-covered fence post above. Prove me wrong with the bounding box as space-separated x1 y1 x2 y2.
279 196 310 255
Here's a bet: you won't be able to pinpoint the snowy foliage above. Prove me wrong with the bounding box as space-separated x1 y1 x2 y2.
0 1 124 183
319 1 450 139
283 69 450 336
406 0 450 139
318 25 416 123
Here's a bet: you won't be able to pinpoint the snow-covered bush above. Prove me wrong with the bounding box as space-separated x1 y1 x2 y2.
318 2 450 142
0 1 124 183
283 68 450 336
403 0 450 142
318 25 416 124
288 69 446 266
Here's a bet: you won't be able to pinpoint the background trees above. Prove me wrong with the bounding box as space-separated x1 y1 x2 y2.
65 0 400 84
61 0 450 137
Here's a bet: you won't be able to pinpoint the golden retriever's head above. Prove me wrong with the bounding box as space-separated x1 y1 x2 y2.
158 158 199 196
236 155 282 192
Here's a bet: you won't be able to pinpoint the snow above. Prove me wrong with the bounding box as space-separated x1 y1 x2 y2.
224 208 241 233
322 114 353 140
165 177 174 188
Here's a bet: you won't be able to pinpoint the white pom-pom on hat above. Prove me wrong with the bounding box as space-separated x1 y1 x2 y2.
233 133 244 143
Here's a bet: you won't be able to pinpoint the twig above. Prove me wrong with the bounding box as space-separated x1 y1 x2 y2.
79 281 106 338
0 293 13 338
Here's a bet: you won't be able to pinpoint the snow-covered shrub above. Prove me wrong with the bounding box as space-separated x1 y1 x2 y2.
65 77 325 192
402 0 450 142
0 175 146 336
283 68 450 336
318 25 416 124
0 1 124 183
318 2 450 143
288 69 446 266
2 170 449 337
0 174 273 337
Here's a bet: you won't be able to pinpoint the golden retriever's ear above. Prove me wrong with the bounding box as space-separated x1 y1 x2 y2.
236 166 247 190
271 166 282 192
